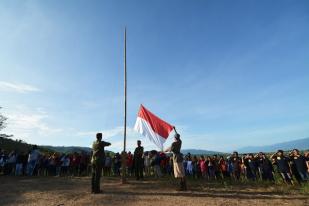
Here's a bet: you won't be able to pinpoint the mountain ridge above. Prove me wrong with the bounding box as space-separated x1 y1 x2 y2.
237 137 309 153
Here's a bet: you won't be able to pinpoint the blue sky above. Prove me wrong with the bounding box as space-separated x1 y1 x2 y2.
0 0 308 152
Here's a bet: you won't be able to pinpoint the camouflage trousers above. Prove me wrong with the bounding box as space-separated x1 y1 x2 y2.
91 163 102 193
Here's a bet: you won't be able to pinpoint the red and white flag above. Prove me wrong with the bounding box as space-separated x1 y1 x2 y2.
134 105 174 150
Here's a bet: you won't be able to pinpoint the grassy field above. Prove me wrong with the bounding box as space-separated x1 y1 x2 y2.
0 176 308 206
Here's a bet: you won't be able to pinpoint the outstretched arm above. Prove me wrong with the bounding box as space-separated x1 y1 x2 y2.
102 141 111 147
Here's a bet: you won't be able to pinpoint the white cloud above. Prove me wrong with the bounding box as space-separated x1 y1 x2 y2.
3 106 62 142
0 81 41 93
76 126 136 139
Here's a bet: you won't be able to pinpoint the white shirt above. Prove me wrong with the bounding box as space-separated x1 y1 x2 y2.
61 157 70 167
28 149 40 162
187 160 193 171
144 156 150 167
7 154 16 163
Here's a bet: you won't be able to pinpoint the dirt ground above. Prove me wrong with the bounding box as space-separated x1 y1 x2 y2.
0 176 308 206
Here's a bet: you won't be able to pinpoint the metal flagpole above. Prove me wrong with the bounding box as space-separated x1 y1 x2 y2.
121 27 127 184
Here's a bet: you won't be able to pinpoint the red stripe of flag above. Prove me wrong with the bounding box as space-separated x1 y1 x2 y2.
137 105 174 139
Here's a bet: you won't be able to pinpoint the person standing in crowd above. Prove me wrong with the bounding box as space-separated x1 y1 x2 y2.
186 156 193 176
134 140 144 180
212 155 221 180
126 151 133 177
7 151 16 175
48 153 57 176
207 156 215 180
79 152 87 176
71 152 80 176
165 130 187 191
291 149 309 182
305 152 309 173
152 151 162 178
113 153 121 176
165 155 172 176
144 151 151 177
271 150 294 185
227 156 234 177
27 145 40 176
103 153 112 176
15 151 24 176
243 154 253 181
256 152 274 181
0 150 4 173
91 133 111 194
60 154 70 176
192 156 199 179
231 151 241 180
219 155 229 178
247 154 259 181
199 156 207 179
288 151 302 184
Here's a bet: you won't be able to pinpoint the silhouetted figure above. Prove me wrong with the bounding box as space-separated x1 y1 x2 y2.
91 133 111 194
134 140 144 180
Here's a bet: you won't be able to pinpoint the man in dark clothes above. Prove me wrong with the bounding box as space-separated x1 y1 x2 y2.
247 154 259 181
91 133 111 194
288 151 302 184
133 140 144 180
257 152 274 181
271 150 293 185
291 149 309 182
243 154 254 181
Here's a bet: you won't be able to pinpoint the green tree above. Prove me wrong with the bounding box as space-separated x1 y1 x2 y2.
0 107 9 138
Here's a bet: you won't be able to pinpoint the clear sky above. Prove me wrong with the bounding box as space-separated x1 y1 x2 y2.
1 0 308 152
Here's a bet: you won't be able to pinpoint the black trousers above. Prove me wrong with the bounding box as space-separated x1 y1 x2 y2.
91 163 102 192
134 158 144 180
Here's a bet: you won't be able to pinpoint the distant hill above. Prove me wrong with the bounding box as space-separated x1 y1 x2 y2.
0 136 53 153
181 149 223 155
0 136 104 154
0 136 31 153
238 137 309 153
0 136 222 155
41 147 222 155
41 145 92 154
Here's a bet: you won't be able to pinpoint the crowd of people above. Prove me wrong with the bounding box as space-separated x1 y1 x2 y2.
1 145 309 185
0 146 91 177
181 149 309 185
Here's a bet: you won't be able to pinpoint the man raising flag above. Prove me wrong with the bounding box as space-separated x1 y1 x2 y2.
134 105 187 190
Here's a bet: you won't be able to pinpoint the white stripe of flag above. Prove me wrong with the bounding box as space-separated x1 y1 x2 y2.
134 105 174 150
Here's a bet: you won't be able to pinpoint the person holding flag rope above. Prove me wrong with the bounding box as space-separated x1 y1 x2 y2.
165 127 187 191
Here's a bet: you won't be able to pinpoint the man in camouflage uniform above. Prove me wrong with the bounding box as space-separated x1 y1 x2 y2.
91 133 111 194
134 140 144 180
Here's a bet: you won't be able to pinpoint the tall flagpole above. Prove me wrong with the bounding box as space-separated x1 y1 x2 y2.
121 27 127 184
